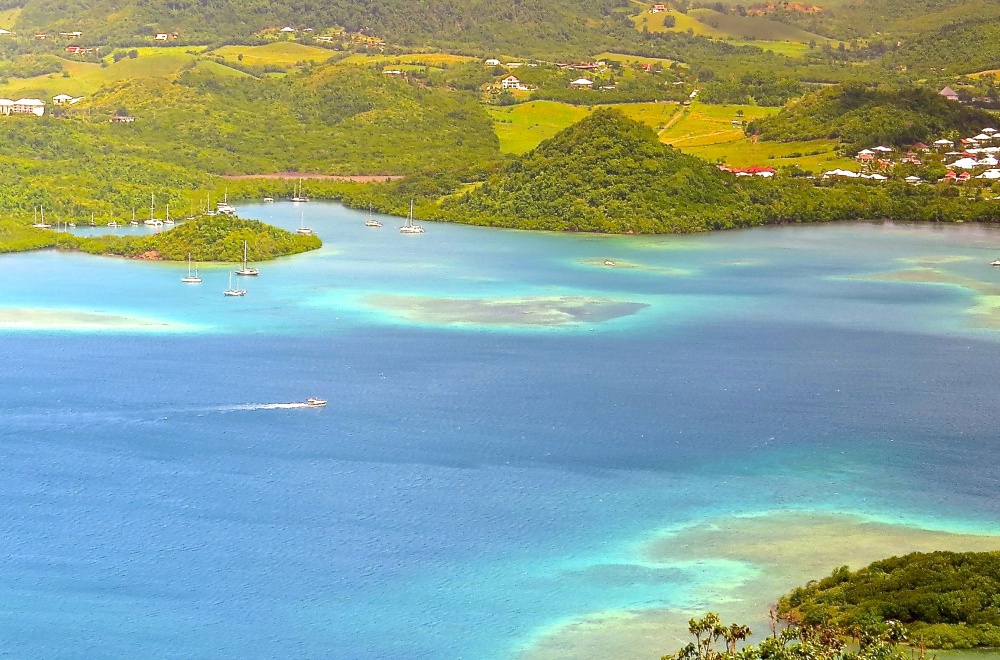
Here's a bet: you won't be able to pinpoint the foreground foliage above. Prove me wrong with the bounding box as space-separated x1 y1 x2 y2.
781 551 1000 649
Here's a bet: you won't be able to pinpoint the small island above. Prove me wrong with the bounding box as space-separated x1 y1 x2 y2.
1 216 321 262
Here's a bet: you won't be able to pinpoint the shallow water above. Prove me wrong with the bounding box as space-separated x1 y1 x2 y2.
4 205 1000 657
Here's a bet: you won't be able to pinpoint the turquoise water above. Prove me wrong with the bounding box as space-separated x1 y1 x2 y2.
5 204 1000 657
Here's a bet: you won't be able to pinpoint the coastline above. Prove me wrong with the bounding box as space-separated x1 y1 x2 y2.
521 511 1000 660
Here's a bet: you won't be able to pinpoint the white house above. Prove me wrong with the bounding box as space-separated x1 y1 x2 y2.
382 69 403 75
52 93 74 106
154 33 169 40
11 98 44 116
501 75 526 91
484 58 500 66
0 29 14 35
279 26 296 33
569 78 593 89
947 157 980 169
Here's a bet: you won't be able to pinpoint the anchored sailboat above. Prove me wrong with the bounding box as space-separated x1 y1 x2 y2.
181 253 202 284
365 204 382 227
224 271 247 297
296 212 314 236
291 179 309 203
235 240 259 276
398 199 424 234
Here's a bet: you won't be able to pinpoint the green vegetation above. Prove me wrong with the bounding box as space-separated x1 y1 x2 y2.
661 612 912 660
0 216 320 261
781 551 1000 649
749 84 998 149
445 109 746 232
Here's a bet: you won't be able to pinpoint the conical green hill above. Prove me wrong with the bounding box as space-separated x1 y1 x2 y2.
446 109 747 233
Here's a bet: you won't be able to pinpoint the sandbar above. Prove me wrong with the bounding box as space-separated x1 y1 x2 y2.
0 307 192 331
366 294 648 327
579 258 690 276
521 511 1000 660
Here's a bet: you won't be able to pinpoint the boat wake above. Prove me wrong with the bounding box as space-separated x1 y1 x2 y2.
232 403 317 411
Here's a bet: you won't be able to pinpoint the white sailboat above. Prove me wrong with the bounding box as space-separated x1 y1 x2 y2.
235 240 259 276
181 253 202 284
224 271 247 296
130 209 138 226
144 194 157 225
217 191 236 215
164 204 174 225
296 212 314 235
364 204 382 227
32 207 51 229
398 199 424 234
291 179 309 203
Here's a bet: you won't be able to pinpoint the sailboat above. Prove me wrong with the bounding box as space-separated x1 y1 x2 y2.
364 204 382 227
130 209 138 226
224 271 247 297
145 194 162 227
164 204 174 225
398 199 424 234
296 212 314 235
217 191 236 215
32 207 51 229
181 253 202 284
235 240 259 276
291 179 309 203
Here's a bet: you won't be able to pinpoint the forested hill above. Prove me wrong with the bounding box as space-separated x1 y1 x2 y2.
7 0 637 56
443 109 749 233
748 84 997 149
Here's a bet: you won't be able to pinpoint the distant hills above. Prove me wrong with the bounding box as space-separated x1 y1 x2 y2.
748 84 997 148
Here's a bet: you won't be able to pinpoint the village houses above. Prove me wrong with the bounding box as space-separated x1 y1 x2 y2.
501 75 527 91
0 98 45 116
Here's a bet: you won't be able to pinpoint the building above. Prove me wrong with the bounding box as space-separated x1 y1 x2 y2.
59 31 82 38
279 26 296 33
569 78 594 89
651 4 667 11
382 69 403 76
5 98 45 116
939 86 960 102
111 114 135 123
500 75 526 91
52 94 74 106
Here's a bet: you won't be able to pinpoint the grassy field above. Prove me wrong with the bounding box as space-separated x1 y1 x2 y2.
213 42 335 68
653 102 854 171
0 7 21 29
488 100 684 154
487 101 591 154
337 52 477 67
0 51 207 98
594 52 680 67
632 8 726 37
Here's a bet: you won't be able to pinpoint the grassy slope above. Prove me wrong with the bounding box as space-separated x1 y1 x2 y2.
212 43 336 68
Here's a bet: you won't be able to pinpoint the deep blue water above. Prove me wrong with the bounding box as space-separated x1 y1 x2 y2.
4 204 1000 657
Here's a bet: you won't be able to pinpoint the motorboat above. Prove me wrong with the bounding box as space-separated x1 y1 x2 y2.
305 398 327 407
263 197 274 203
992 260 1000 267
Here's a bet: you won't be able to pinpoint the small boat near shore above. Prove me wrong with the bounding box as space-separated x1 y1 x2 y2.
181 253 202 284
235 240 259 276
399 199 424 234
32 207 50 229
296 212 314 236
263 196 274 203
365 204 382 227
291 179 309 203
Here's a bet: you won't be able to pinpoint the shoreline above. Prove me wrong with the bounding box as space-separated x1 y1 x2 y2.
219 173 405 182
520 510 1000 660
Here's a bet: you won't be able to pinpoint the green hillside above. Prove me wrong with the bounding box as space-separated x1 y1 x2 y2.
748 84 997 148
444 109 748 233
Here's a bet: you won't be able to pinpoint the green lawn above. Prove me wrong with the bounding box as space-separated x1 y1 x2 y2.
213 42 335 68
487 101 591 154
338 52 477 67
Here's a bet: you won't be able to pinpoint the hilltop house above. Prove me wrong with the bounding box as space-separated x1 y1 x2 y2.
484 58 500 66
111 114 134 123
939 86 960 102
0 98 45 116
52 94 74 106
651 4 667 11
501 75 527 91
570 78 594 89
59 31 82 38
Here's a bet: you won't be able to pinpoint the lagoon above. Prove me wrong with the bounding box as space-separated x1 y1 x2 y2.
4 203 1000 658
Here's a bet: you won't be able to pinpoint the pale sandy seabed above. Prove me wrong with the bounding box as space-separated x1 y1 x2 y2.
0 307 191 331
522 512 1000 660
366 294 649 326
578 258 691 276
857 268 1000 329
